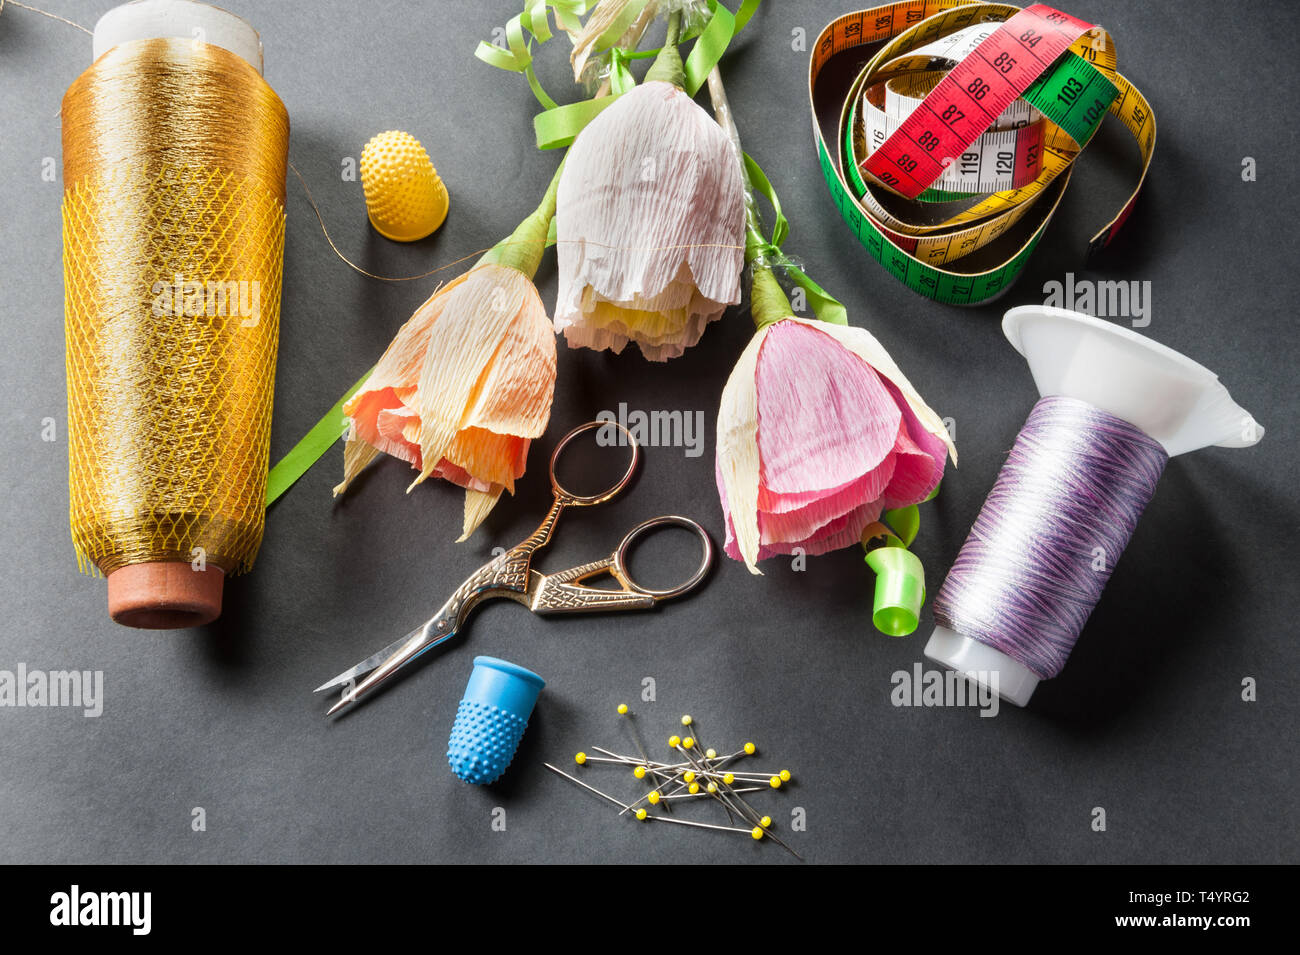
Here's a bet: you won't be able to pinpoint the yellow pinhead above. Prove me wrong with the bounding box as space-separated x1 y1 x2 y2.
723 772 735 785
617 703 628 715
688 782 700 794
706 782 717 793
760 815 772 828
744 742 756 755
574 752 587 765
648 791 661 805
751 827 764 840
682 737 695 749
633 765 646 779
705 748 717 759
636 808 648 821
684 771 696 783
681 715 692 726
668 735 680 749
769 776 782 789
779 770 791 782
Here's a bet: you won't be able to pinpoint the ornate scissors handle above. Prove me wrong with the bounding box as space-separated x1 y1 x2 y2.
515 516 714 614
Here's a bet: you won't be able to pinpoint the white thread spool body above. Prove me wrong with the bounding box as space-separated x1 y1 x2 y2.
926 306 1262 706
93 0 263 72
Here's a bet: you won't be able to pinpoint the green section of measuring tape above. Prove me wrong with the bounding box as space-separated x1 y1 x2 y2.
1022 50 1118 148
817 134 1045 304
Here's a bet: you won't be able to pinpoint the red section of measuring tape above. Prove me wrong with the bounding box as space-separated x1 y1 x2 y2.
861 3 1094 197
1012 121 1042 187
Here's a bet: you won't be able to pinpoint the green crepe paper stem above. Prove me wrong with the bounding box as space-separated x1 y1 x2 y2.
644 10 684 88
265 163 563 506
477 159 565 278
265 371 370 507
750 263 793 332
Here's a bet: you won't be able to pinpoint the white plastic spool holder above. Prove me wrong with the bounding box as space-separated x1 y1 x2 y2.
93 0 263 73
924 305 1263 706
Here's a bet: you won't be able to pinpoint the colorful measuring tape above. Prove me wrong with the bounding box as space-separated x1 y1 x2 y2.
810 1 1155 305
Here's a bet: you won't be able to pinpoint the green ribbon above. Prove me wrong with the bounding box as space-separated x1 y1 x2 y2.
475 0 594 110
532 44 647 149
683 0 759 95
534 95 619 149
882 504 920 548
743 152 847 328
265 370 371 507
529 0 761 148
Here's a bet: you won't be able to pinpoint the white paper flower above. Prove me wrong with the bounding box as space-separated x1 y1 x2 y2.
555 80 745 361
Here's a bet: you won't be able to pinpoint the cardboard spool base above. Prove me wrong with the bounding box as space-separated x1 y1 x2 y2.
107 561 224 629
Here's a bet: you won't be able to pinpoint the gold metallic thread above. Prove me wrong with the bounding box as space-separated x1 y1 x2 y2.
62 38 289 576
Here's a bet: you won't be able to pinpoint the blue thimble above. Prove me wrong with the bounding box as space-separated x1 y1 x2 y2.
446 656 544 785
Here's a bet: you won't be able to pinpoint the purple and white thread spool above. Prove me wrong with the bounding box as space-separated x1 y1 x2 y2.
925 306 1263 706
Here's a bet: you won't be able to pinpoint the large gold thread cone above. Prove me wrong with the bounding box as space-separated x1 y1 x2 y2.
61 37 289 627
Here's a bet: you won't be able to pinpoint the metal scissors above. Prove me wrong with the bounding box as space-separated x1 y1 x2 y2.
315 420 713 716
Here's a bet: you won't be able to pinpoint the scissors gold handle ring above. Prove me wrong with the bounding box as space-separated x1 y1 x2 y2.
548 418 640 505
609 515 713 600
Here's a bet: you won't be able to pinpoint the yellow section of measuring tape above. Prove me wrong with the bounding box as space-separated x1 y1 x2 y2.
810 0 1156 304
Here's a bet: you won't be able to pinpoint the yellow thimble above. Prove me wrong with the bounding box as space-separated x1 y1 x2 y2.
360 130 449 242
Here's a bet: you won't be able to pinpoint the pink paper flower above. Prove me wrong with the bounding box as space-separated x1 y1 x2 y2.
716 317 956 572
554 80 745 361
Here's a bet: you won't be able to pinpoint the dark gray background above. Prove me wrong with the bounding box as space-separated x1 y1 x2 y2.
1 0 1295 864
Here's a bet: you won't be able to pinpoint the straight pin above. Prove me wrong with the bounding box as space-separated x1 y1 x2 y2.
544 763 634 812
590 746 682 810
681 715 735 826
637 813 765 839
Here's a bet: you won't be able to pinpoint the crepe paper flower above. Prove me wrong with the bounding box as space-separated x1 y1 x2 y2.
702 60 955 639
554 12 745 360
333 168 561 541
715 279 957 573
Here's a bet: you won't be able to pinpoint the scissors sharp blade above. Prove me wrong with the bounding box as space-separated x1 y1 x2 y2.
313 621 434 694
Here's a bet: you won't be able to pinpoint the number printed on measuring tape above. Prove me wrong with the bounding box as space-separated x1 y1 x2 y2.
861 4 1096 198
863 66 1046 196
808 0 1156 305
